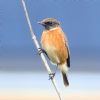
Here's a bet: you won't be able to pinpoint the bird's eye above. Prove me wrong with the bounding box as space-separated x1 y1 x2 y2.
46 22 52 25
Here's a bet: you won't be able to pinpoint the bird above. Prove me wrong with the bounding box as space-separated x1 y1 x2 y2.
38 18 70 86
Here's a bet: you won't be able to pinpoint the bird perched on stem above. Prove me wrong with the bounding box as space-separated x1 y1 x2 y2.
38 18 70 86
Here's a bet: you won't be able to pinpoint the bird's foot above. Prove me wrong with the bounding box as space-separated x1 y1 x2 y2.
49 73 55 80
38 48 50 60
38 48 43 55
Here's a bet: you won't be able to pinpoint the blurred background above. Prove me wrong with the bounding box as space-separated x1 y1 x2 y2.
0 0 100 100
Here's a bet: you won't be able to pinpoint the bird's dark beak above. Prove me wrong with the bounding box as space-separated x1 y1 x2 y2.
38 21 45 26
38 21 42 24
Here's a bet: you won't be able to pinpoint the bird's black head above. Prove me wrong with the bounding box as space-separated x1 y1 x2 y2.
38 18 60 30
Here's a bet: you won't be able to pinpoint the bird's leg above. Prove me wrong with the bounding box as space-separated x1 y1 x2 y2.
38 48 43 55
55 64 58 75
49 73 55 80
38 48 50 60
48 64 58 80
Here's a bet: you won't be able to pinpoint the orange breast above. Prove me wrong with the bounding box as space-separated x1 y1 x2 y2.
41 27 68 64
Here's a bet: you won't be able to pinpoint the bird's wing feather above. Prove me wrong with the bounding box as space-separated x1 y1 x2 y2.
66 45 70 68
64 35 70 68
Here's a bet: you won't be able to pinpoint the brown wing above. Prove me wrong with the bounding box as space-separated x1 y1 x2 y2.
66 45 70 68
64 34 70 68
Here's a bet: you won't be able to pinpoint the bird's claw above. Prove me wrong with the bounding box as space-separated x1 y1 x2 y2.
38 48 43 55
49 73 55 80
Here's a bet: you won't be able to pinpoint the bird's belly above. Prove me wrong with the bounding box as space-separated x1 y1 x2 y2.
45 46 60 64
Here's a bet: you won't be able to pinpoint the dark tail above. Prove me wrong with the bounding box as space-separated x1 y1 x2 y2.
62 72 69 86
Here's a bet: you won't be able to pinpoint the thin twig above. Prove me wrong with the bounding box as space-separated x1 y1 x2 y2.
21 0 62 100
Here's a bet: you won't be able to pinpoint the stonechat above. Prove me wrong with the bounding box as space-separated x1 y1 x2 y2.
38 18 70 86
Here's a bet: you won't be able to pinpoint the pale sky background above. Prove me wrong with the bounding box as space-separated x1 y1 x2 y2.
0 0 100 72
